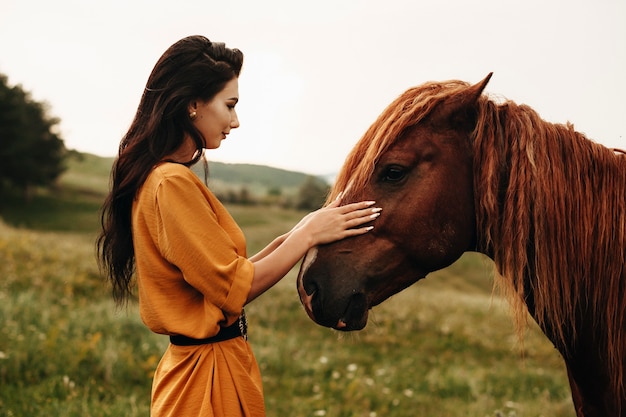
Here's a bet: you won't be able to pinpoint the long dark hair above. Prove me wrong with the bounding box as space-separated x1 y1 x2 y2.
97 35 244 306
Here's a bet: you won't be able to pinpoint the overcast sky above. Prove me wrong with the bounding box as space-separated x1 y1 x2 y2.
1 0 624 175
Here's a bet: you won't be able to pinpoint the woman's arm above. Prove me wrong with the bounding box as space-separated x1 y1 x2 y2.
245 200 381 304
248 192 347 263
248 233 289 263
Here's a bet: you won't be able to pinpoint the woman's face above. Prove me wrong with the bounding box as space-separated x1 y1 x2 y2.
191 77 240 149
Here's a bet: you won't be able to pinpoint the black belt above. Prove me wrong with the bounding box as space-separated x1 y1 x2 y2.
169 312 248 346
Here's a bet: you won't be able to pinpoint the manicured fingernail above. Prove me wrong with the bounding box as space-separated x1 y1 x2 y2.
371 207 382 213
365 201 376 206
336 191 344 200
365 226 374 231
370 212 381 219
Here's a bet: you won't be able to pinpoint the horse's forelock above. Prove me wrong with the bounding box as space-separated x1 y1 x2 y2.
328 80 473 205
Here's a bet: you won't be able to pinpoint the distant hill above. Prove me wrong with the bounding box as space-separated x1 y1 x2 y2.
66 153 331 197
0 152 330 231
192 161 320 195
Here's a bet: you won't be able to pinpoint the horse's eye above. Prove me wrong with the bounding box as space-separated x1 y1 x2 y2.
381 166 406 183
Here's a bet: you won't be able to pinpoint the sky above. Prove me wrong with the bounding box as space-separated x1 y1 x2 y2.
1 0 624 175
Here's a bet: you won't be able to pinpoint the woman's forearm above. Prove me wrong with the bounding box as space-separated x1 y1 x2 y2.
246 227 312 303
248 232 290 263
244 200 381 304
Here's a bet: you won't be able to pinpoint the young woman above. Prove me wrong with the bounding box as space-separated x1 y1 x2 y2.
97 35 380 417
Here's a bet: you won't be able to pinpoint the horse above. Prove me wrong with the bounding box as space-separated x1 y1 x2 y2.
297 73 626 417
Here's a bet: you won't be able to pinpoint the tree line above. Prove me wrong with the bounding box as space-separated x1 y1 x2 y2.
0 72 329 210
0 73 66 199
215 175 330 211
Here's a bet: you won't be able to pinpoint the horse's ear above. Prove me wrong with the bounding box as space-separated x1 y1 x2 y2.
466 72 492 103
430 72 493 131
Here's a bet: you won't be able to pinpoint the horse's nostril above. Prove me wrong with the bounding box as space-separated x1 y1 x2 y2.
297 276 318 322
305 280 318 296
338 292 368 330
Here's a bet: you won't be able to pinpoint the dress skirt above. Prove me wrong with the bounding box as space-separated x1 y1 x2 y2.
151 337 265 417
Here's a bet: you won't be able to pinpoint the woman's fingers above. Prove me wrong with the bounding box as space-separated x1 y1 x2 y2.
338 201 380 221
326 197 341 209
335 201 382 232
310 203 381 244
325 190 346 209
338 200 376 212
305 199 381 245
343 207 381 231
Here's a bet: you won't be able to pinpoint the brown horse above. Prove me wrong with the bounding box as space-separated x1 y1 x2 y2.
297 73 626 417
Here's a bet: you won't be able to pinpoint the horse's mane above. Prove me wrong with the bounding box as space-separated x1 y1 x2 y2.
473 96 626 403
330 80 626 402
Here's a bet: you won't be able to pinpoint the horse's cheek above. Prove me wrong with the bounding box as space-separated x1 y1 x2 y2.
399 213 470 273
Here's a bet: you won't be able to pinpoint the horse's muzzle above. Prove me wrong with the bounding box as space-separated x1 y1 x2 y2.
297 270 369 331
297 246 371 331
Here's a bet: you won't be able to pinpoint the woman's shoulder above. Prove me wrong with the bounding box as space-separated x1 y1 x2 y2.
139 163 205 197
149 162 200 183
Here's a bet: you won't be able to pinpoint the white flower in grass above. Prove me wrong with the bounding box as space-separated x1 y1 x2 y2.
62 375 76 390
346 363 358 372
313 410 326 416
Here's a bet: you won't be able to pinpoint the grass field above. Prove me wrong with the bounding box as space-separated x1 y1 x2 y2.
0 159 576 417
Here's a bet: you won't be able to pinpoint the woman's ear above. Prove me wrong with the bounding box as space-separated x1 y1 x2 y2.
188 101 198 121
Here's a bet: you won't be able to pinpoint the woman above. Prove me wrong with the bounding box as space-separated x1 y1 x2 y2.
97 35 380 416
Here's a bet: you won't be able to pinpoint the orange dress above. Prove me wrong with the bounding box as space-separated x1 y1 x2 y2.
132 162 265 417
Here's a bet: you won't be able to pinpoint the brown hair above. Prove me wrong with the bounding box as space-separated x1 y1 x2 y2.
97 35 244 306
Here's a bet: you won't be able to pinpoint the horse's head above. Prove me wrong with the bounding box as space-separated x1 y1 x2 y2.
297 74 492 330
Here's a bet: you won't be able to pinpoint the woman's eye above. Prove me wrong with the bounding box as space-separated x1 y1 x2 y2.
381 166 406 183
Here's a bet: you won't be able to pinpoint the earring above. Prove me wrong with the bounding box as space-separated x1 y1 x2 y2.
189 111 197 120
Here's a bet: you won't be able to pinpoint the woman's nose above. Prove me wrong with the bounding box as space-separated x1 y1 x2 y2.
231 111 240 129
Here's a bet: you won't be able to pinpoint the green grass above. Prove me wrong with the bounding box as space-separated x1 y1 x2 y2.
0 153 110 232
60 153 114 195
0 159 576 417
247 263 574 417
0 217 575 417
0 186 103 232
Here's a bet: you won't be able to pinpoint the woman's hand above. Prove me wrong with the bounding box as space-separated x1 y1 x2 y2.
295 198 382 246
246 195 381 303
